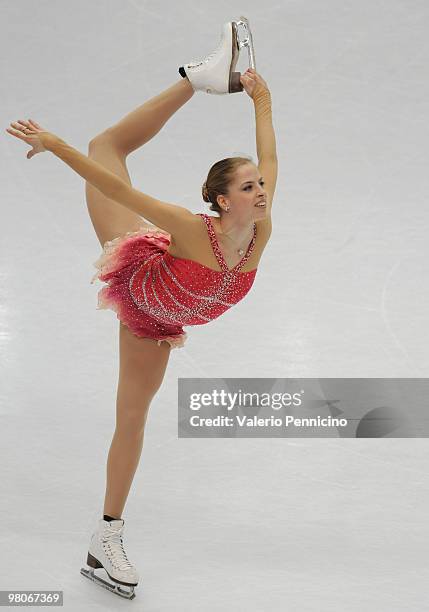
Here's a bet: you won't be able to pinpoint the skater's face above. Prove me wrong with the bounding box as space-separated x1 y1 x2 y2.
227 163 267 217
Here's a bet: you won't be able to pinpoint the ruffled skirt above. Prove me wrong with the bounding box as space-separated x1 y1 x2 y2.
90 224 187 349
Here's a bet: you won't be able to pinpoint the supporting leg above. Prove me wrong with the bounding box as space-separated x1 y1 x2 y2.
103 428 145 519
103 323 171 518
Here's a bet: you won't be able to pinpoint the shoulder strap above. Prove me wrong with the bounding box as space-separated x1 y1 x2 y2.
197 213 227 272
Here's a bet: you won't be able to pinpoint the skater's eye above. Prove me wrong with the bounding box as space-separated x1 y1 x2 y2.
244 181 264 191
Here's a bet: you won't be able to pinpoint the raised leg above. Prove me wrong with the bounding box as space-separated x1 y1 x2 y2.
103 323 171 519
86 140 142 246
86 78 194 246
107 78 194 156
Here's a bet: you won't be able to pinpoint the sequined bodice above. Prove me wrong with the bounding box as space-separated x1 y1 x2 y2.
127 214 258 327
196 213 257 273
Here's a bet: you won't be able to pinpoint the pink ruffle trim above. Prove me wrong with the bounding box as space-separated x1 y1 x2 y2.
90 224 188 350
96 288 188 349
156 333 188 349
90 224 171 284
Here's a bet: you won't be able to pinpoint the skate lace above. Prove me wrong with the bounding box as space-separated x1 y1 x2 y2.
101 526 133 571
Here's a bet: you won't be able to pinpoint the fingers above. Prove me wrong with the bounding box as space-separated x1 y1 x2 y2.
243 69 260 82
14 118 40 130
9 122 30 136
12 121 29 130
28 118 42 129
247 68 263 80
5 118 40 139
10 120 35 134
245 69 268 89
6 120 35 140
16 119 35 134
6 126 26 140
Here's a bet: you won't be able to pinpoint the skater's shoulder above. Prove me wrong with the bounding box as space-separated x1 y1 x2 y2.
167 212 209 257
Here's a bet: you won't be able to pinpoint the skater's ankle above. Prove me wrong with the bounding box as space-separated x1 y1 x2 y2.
103 514 121 522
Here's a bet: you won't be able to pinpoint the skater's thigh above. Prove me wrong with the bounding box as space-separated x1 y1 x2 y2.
87 134 145 246
118 322 171 404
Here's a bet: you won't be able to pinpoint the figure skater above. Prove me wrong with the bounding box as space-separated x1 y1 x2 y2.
6 17 277 599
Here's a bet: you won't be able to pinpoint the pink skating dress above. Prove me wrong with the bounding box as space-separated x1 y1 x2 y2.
90 213 258 349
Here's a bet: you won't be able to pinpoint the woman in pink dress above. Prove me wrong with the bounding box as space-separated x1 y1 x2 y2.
6 18 277 599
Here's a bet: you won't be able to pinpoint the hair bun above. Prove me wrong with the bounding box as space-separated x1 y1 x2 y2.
202 182 209 202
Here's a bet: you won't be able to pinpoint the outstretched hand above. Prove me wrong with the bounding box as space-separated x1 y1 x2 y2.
240 68 269 99
5 118 57 159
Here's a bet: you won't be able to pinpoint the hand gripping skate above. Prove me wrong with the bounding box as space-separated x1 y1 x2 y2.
80 519 138 600
178 16 256 95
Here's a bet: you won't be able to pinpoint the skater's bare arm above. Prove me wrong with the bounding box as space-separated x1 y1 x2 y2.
241 69 277 160
5 120 194 236
112 183 195 235
254 89 277 162
6 119 126 195
46 139 194 232
241 70 278 212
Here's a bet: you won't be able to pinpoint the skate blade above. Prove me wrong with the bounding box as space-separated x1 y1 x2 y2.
229 22 242 93
235 15 256 70
80 567 136 600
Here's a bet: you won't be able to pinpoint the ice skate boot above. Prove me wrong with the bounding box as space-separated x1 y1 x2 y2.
80 518 139 600
178 16 257 95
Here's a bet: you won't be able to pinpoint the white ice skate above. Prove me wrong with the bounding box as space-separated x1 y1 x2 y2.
80 518 139 600
178 16 257 95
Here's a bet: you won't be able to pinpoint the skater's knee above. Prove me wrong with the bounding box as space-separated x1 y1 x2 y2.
88 130 117 152
116 382 154 433
115 402 151 436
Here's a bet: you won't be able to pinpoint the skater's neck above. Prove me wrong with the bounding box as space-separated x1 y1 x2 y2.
215 215 254 247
